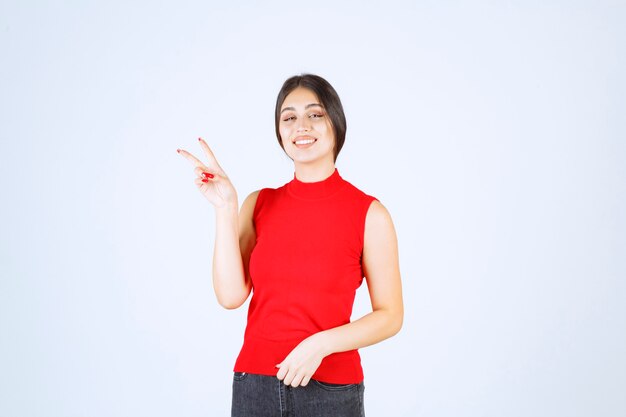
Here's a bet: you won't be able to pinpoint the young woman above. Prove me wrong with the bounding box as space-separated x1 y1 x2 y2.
177 74 403 417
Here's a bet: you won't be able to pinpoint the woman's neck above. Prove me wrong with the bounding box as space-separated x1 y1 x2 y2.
293 160 336 183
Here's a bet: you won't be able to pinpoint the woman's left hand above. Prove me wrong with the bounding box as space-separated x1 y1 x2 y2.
276 333 329 387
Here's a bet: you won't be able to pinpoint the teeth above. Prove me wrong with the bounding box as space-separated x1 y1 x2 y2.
295 139 315 145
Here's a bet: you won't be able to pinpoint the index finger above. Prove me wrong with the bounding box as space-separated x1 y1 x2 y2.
177 148 207 169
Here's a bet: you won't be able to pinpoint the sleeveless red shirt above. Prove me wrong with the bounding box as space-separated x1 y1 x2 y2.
233 168 378 384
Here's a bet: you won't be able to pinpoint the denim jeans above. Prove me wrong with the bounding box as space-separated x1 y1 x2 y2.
231 372 365 417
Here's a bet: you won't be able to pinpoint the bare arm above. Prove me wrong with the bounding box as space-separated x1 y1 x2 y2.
213 191 259 309
177 138 258 309
318 200 404 349
276 200 404 386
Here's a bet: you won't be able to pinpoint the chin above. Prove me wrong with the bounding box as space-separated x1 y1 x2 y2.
291 156 319 165
288 149 334 164
289 152 328 164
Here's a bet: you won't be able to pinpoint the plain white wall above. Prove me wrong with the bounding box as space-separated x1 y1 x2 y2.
1 1 624 416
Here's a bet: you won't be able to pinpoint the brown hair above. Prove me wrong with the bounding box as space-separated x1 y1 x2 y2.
274 74 347 162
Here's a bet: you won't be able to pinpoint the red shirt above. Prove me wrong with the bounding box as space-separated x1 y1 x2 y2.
233 168 378 384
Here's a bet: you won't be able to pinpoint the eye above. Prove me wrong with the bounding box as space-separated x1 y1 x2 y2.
309 113 324 119
282 116 296 122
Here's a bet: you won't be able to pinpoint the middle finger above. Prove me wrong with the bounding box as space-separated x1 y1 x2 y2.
197 137 225 174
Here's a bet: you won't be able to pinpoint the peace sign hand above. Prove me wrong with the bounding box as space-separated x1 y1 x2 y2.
177 138 238 209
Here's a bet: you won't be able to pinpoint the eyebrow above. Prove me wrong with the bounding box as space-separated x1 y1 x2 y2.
280 103 324 114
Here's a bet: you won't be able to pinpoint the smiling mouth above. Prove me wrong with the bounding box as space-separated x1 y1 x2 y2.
293 136 317 146
294 138 316 145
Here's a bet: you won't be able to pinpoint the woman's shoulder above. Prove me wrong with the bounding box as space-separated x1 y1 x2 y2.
239 190 262 219
240 185 284 217
242 189 262 204
365 199 392 223
340 176 378 203
242 182 282 202
250 177 294 202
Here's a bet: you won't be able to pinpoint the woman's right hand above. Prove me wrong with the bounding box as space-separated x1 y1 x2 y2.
177 137 238 209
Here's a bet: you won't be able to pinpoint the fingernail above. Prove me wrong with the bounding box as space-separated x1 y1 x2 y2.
176 149 180 153
198 137 202 141
202 178 208 183
202 172 214 179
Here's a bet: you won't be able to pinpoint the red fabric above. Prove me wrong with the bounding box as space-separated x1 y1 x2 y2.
233 168 377 384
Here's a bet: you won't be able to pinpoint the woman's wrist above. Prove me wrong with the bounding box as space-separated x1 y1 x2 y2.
313 331 336 357
215 201 239 215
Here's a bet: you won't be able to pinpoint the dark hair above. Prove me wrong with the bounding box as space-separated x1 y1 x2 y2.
274 74 347 162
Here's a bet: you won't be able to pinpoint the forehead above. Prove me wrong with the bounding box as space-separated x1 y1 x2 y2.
281 87 321 110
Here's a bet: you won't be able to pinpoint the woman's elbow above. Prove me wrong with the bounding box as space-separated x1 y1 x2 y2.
218 297 244 310
215 288 250 310
388 309 404 336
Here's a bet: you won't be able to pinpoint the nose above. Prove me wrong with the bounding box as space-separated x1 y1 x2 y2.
296 116 311 132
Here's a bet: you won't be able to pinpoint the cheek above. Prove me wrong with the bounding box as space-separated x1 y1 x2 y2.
278 126 290 145
321 120 333 135
320 121 334 141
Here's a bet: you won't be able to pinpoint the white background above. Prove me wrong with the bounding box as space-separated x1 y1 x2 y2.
1 1 624 416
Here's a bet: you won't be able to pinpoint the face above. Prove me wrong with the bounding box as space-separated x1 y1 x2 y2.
278 87 335 166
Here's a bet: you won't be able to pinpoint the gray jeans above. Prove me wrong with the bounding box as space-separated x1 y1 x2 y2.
231 372 365 417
